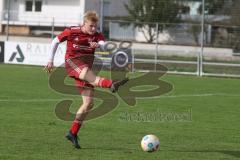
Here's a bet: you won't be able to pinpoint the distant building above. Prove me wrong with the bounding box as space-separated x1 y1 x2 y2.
0 0 129 35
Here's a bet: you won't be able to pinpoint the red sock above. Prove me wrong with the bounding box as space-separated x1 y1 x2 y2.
70 119 81 135
98 78 112 88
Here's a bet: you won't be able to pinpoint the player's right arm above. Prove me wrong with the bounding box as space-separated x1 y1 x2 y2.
44 28 70 73
89 33 106 50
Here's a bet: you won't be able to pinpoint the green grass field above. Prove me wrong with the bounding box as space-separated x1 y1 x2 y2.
0 64 240 160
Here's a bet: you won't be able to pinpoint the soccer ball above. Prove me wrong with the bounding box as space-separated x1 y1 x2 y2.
141 134 160 152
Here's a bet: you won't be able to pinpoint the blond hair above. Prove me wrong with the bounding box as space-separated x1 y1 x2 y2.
84 11 99 23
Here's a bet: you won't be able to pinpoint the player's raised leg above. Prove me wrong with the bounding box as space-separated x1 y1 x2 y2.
79 67 129 92
66 89 94 149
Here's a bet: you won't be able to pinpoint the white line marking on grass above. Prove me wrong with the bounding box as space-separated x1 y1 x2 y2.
158 93 240 99
0 93 239 103
0 99 68 102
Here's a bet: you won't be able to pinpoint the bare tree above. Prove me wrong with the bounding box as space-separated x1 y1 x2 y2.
124 0 180 43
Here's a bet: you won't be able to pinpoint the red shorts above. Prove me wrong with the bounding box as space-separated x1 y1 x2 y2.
65 58 94 93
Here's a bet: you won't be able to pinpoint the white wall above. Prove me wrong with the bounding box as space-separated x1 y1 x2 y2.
5 0 84 26
0 0 4 32
42 0 83 25
43 0 81 15
0 0 4 20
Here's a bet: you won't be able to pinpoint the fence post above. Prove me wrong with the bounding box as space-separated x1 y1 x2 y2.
6 0 10 41
198 0 205 76
100 0 104 32
155 23 159 72
132 48 135 72
51 17 55 39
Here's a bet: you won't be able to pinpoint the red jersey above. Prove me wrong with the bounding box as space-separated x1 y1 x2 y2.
57 26 105 67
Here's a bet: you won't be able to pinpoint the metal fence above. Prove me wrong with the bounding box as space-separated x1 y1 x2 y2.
105 20 240 77
101 0 240 78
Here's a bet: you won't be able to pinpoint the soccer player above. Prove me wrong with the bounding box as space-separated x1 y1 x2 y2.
44 11 129 149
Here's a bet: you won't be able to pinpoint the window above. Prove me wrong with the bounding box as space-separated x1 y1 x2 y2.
25 1 33 12
35 1 42 12
25 0 42 12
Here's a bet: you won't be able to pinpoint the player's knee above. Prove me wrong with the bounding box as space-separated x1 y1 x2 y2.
89 76 101 87
93 77 101 86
